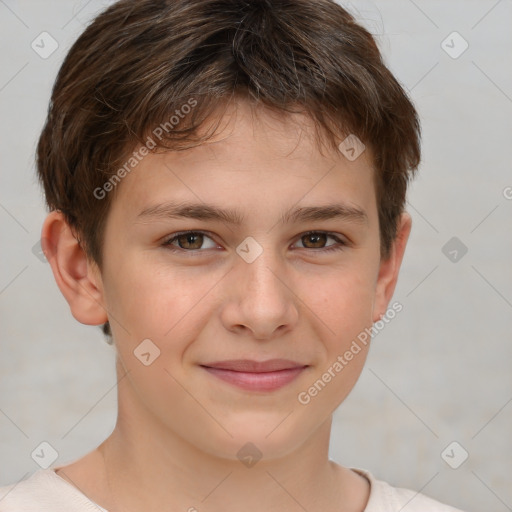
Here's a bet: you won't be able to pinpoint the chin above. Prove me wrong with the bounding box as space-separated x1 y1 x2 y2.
191 414 317 463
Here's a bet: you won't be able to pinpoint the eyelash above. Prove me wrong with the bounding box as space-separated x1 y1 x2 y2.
161 230 348 255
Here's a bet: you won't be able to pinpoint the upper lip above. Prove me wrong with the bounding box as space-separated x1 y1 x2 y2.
201 359 308 373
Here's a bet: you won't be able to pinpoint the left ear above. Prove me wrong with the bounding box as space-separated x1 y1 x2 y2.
372 212 412 322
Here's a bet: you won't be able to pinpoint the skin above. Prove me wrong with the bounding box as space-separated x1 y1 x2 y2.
42 99 411 512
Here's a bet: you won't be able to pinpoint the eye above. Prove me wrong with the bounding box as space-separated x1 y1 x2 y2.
162 230 348 255
162 231 218 252
293 231 347 253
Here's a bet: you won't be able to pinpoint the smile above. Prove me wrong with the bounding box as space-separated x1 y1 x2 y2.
200 364 308 392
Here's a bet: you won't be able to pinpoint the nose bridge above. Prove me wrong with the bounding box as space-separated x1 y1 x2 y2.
221 236 298 338
236 235 287 295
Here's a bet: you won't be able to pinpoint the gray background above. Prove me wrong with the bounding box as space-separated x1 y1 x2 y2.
0 0 511 510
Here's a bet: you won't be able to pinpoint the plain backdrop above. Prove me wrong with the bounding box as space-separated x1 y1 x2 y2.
0 1 511 510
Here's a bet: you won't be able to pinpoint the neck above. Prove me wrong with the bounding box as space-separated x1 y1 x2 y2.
94 363 369 512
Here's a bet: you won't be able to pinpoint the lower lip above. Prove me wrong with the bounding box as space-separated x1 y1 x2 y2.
201 366 307 392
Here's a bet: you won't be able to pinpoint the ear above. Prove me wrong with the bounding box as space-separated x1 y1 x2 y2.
372 212 412 322
41 211 108 326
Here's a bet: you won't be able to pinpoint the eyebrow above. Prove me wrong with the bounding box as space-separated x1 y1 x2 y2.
136 201 368 226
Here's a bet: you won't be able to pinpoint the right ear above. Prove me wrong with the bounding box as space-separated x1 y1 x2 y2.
41 211 108 326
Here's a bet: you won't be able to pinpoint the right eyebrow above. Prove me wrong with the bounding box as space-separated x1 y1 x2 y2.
135 200 368 226
135 201 245 225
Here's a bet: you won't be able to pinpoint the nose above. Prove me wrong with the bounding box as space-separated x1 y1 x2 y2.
219 247 299 340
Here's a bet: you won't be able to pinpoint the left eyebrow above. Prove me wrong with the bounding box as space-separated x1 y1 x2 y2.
279 204 368 225
135 201 368 226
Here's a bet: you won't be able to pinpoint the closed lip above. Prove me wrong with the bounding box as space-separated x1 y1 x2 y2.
200 359 308 372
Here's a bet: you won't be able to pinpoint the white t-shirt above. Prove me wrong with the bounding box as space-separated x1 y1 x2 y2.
0 467 465 511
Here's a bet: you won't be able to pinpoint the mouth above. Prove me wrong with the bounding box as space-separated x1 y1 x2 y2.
199 359 309 392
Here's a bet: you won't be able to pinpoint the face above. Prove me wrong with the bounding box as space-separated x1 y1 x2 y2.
90 100 403 461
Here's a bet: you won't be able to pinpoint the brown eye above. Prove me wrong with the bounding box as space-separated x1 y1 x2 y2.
163 231 217 252
176 233 203 250
293 231 347 253
301 232 328 248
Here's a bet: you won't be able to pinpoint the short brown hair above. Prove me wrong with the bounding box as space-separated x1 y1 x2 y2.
36 0 421 337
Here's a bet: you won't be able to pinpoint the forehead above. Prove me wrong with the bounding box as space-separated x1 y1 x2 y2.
109 100 376 222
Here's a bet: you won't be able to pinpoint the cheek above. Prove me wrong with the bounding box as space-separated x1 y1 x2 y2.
296 262 375 393
294 271 375 412
106 261 212 412
99 234 218 387
304 264 376 339
103 254 215 354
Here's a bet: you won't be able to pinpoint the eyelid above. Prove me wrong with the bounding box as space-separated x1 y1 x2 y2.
162 230 219 249
161 229 349 254
292 231 349 254
296 230 349 247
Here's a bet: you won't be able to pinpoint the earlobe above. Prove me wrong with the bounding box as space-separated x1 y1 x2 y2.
41 211 108 326
372 212 412 322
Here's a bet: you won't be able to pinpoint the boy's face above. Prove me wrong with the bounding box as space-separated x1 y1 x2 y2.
66 100 409 460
